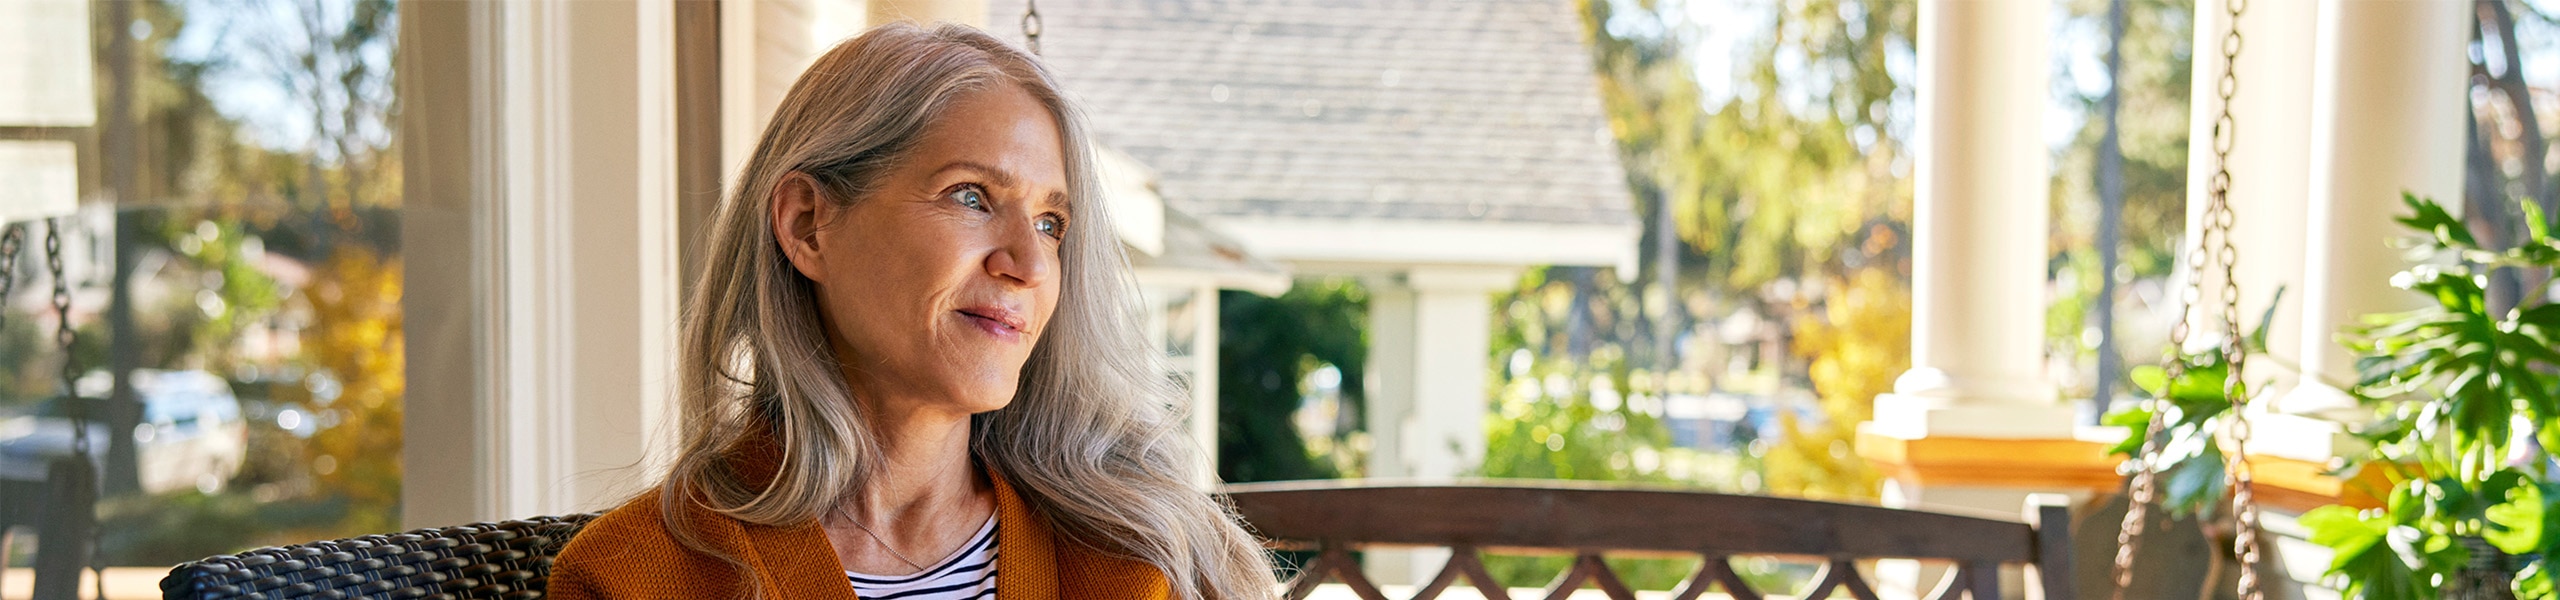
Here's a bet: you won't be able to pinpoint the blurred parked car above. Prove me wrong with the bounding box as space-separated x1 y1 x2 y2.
0 369 249 494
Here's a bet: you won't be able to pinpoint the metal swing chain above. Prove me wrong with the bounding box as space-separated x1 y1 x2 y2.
47 219 83 458
45 218 109 600
0 225 22 333
1020 0 1044 55
2112 0 2266 598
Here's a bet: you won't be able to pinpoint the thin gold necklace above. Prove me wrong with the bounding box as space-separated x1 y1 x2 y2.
835 505 929 573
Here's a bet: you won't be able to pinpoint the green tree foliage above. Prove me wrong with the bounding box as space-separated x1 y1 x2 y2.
2047 0 2194 399
1530 0 1921 504
1217 280 1367 483
1484 267 1678 484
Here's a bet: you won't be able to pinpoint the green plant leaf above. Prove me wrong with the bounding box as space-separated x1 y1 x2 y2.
2485 479 2548 556
2129 365 2168 398
2100 405 2155 457
2304 505 2386 564
2250 285 2287 352
2304 504 2442 599
2400 192 2478 251
2526 199 2552 246
2160 442 2228 519
2520 304 2560 333
2505 331 2560 368
2518 561 2553 600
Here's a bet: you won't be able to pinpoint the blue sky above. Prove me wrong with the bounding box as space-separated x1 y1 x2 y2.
162 0 396 162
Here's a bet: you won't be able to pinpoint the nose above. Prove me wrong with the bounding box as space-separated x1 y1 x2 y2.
984 221 1056 288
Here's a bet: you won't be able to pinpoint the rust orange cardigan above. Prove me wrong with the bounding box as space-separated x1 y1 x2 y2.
548 451 1171 600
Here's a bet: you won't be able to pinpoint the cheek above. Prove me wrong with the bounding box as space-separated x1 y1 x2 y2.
813 232 926 342
1032 277 1066 338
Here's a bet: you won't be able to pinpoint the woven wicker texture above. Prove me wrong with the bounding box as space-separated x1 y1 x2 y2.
159 513 600 600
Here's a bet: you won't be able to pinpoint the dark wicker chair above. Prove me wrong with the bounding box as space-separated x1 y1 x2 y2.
159 513 600 600
160 481 2068 600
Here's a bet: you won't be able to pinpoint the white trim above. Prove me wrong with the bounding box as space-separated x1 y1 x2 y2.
0 0 96 127
1095 146 1167 257
403 0 682 525
0 141 81 222
634 0 681 487
1132 266 1289 297
1187 285 1220 489
1209 217 1638 274
718 0 760 182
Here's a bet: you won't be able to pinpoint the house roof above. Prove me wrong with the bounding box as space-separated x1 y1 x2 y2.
987 0 1638 228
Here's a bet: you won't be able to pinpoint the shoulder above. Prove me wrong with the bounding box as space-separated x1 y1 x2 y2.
551 489 752 600
558 489 686 564
1057 546 1172 599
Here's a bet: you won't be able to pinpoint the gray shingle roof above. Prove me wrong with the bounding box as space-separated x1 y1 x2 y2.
986 0 1638 226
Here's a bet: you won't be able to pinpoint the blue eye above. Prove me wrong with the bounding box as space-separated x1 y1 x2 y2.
1036 214 1067 239
949 185 988 210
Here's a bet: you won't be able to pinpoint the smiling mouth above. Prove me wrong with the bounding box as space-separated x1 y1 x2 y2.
956 308 1026 334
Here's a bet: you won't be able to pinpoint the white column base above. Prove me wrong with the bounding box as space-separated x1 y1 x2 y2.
1870 393 2078 439
2254 382 2370 464
2271 380 2369 423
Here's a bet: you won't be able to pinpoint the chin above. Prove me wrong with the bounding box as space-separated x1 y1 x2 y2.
955 383 1020 415
965 396 1015 415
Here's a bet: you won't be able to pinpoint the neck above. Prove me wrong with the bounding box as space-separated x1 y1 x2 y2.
818 351 1004 575
847 405 985 522
821 385 998 576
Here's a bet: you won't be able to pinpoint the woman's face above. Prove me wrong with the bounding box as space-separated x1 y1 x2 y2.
774 82 1071 419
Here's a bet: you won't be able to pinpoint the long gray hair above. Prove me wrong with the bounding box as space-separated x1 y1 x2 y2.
660 22 1275 600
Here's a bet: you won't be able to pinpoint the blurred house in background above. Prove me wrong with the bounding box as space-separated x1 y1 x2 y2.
993 0 1638 490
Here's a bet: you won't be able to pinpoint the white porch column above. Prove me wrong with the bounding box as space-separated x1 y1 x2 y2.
1862 4 2074 593
402 1 683 526
2270 0 2467 445
1362 266 1513 585
1870 0 2068 439
1365 267 1512 479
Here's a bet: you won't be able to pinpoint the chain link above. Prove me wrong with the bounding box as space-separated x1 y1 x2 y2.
46 219 84 459
0 225 21 335
1020 0 1044 55
2113 0 2264 598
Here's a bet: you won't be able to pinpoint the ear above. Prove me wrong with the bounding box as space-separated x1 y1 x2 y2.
770 172 830 281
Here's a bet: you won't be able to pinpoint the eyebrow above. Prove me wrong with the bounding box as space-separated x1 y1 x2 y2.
938 161 1072 213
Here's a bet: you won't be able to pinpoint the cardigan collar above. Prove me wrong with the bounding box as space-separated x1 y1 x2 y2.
711 428 1158 600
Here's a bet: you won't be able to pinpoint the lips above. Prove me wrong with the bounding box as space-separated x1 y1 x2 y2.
956 305 1029 338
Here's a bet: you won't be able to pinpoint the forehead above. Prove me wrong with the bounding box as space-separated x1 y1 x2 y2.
907 82 1070 209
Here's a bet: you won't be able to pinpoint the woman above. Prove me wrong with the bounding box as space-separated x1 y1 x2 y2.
549 23 1277 600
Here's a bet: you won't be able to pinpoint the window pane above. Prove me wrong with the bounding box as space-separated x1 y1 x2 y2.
0 0 402 569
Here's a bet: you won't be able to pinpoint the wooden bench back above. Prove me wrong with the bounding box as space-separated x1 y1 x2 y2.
1221 480 2072 600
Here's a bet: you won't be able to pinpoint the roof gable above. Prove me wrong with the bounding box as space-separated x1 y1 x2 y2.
989 0 1639 227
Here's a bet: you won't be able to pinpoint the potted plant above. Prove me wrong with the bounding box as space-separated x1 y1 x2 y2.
2301 194 2560 599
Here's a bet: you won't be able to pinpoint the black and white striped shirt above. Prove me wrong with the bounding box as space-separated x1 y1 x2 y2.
845 516 998 600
